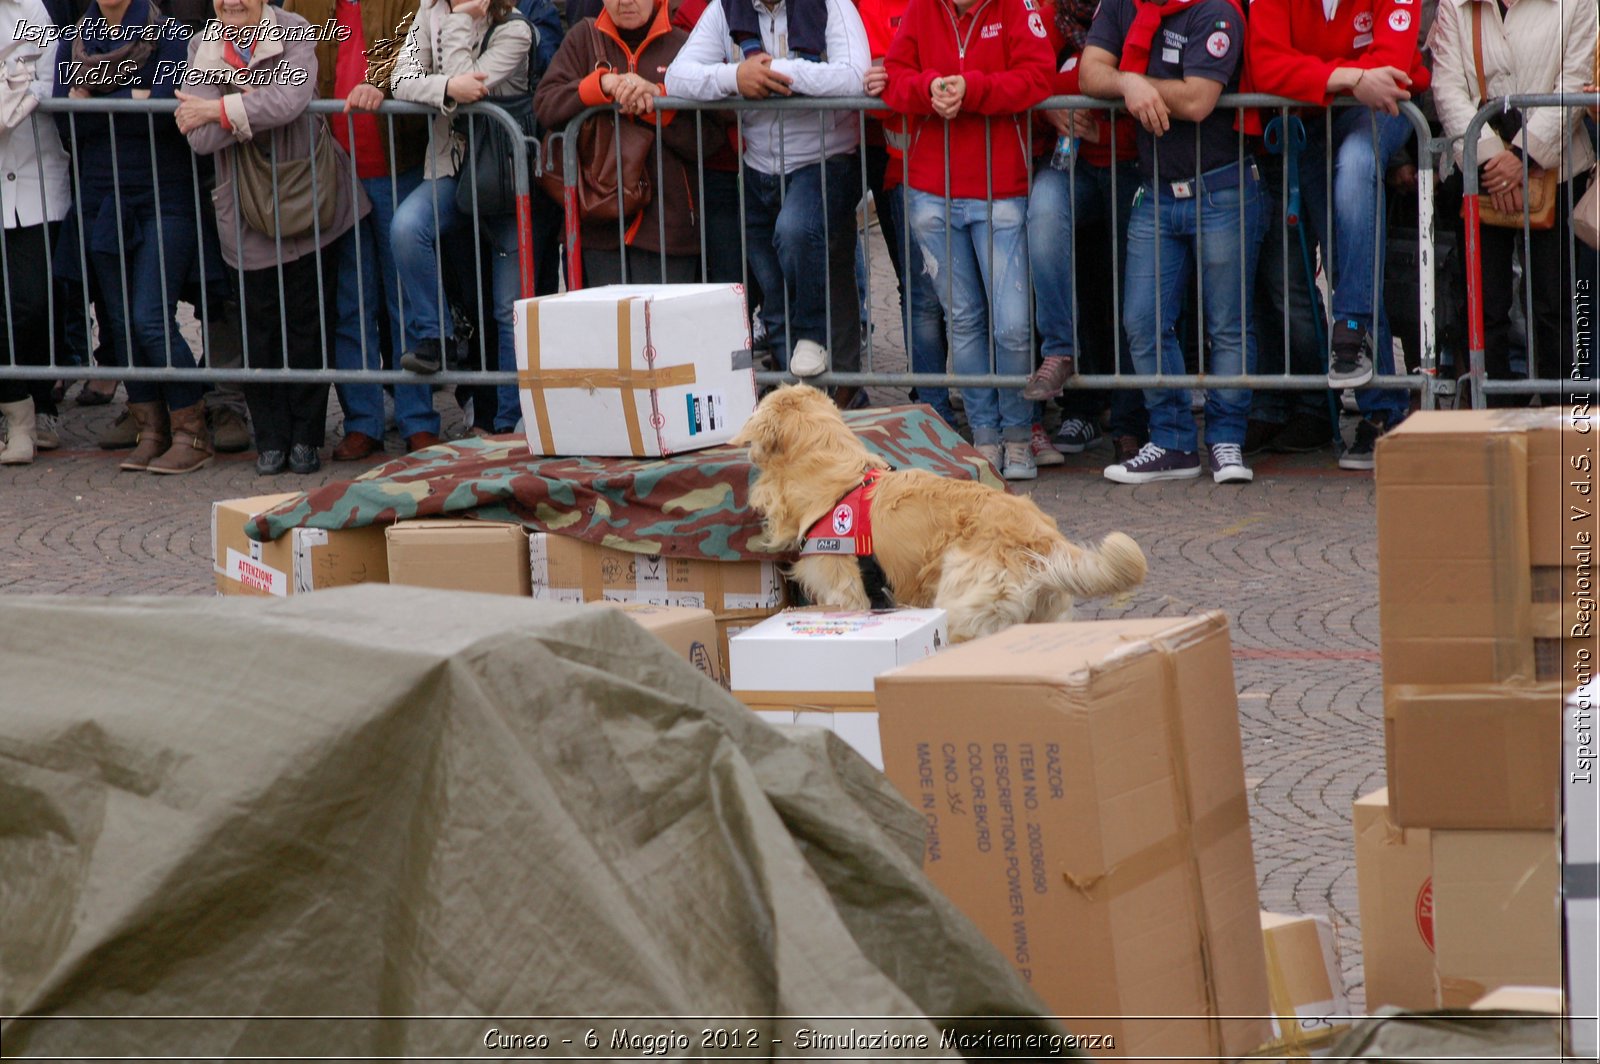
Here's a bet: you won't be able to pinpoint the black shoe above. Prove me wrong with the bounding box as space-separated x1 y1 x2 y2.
400 338 444 375
1272 413 1335 453
1339 416 1385 471
255 449 287 476
1328 319 1375 389
1243 419 1283 457
288 443 321 474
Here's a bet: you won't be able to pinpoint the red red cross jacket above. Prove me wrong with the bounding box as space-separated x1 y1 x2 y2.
881 0 1056 200
1247 0 1431 106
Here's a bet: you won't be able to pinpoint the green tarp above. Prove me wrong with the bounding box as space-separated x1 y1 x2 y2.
0 587 1072 1058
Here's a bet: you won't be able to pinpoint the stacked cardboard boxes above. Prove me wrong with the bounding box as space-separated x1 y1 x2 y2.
1372 411 1585 1013
212 494 389 596
874 614 1270 1059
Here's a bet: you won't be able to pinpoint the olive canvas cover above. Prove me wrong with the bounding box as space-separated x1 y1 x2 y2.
0 586 1067 1058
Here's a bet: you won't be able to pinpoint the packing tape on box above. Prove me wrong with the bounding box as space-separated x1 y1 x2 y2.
1255 927 1340 1059
519 298 700 457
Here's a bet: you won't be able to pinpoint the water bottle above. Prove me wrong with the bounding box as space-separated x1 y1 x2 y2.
1050 133 1078 171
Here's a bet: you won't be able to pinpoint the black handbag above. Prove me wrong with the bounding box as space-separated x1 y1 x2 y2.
452 15 535 219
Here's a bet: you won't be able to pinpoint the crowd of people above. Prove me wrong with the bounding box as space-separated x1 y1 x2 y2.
0 0 1596 483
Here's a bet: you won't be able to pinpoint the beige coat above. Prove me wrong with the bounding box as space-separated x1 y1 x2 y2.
388 0 532 180
182 6 370 270
1428 0 1597 181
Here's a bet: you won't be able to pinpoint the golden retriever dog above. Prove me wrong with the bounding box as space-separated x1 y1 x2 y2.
731 384 1148 641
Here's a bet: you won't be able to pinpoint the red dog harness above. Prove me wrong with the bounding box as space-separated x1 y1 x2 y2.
800 469 881 557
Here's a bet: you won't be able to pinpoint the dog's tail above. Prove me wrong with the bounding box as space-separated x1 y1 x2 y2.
1027 532 1147 610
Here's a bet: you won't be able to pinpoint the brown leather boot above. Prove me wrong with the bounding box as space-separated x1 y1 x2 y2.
149 403 214 475
119 402 171 471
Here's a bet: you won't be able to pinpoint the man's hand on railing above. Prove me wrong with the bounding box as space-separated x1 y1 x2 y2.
447 71 490 103
736 54 793 100
346 83 386 112
1335 65 1412 116
1121 73 1169 135
1041 107 1100 142
931 75 966 119
173 91 223 133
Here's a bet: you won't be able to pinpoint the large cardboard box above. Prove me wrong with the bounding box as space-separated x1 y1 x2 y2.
875 614 1269 1059
1352 789 1436 1012
732 608 948 770
529 532 786 673
1384 684 1562 829
602 603 726 687
1430 829 1561 1008
513 284 758 458
1567 683 1599 1058
1259 912 1350 1054
386 520 532 596
1376 410 1591 690
213 494 389 596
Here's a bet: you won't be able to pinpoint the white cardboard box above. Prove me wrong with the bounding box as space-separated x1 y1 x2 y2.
733 608 948 770
513 283 757 458
1567 683 1598 1058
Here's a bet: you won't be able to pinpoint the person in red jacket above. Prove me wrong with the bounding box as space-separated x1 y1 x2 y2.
1248 0 1429 469
882 0 1053 480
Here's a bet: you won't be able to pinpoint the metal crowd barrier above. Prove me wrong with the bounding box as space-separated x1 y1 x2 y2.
0 97 535 388
1459 92 1600 407
552 94 1440 400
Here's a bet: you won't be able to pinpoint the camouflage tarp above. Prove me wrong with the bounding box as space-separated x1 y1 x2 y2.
246 405 1001 562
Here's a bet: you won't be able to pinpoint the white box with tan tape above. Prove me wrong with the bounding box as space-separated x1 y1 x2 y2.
513 283 757 458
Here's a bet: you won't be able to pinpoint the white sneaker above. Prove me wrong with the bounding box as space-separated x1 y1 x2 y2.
975 441 1002 472
1003 439 1038 481
789 339 828 378
35 413 60 451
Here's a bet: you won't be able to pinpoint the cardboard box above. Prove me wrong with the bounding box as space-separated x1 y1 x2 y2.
513 284 758 458
1567 683 1599 1058
1384 683 1562 829
1468 985 1563 1012
603 603 725 687
875 614 1269 1059
385 520 532 596
213 494 389 596
1376 410 1591 689
1259 912 1350 1053
1431 830 1561 1008
733 609 947 770
1352 789 1436 1012
529 532 787 674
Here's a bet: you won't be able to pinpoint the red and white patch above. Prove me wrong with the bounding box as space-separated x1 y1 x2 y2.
831 505 855 536
1387 8 1410 30
1205 29 1231 56
1028 11 1047 36
1353 11 1373 31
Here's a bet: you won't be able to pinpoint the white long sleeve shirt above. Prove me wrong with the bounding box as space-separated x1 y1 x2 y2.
665 0 870 175
1427 0 1597 181
1 0 69 229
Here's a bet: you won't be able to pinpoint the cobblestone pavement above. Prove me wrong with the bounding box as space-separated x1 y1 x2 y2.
0 229 1387 1016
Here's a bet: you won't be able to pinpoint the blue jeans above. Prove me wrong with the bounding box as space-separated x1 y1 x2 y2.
908 190 1033 445
1252 155 1331 424
1123 165 1267 450
741 154 861 372
391 174 522 432
1028 158 1146 438
1298 107 1411 422
336 167 438 440
91 210 202 411
877 182 953 423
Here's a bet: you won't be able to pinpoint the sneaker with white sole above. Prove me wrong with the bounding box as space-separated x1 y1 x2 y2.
1206 442 1253 484
1003 439 1037 480
34 413 60 451
789 339 828 378
1104 441 1201 484
1338 416 1384 471
1030 424 1064 466
1053 417 1102 453
1328 319 1375 389
975 441 1002 473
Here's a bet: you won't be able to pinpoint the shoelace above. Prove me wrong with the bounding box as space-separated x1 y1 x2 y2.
1127 442 1165 467
1061 418 1094 437
1212 443 1244 468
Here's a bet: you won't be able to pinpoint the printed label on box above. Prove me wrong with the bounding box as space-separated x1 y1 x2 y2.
603 589 708 609
532 587 586 604
226 548 286 596
725 562 784 610
686 391 726 436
